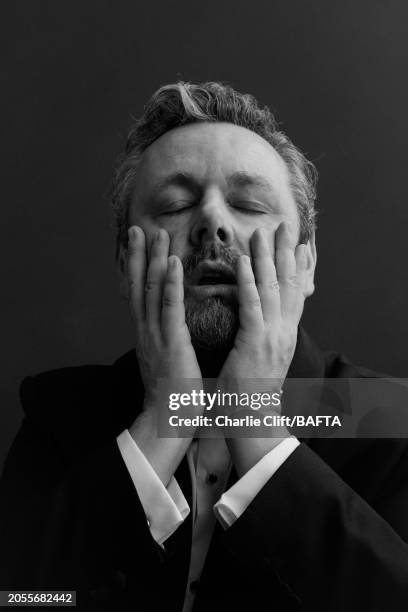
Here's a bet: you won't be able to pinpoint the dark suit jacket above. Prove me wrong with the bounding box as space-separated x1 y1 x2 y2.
1 329 408 611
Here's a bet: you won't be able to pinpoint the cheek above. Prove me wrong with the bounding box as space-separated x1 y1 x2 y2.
167 231 189 258
130 212 191 259
236 216 282 253
239 213 282 232
250 214 300 246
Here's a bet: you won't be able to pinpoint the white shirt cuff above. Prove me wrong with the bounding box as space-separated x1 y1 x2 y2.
214 436 300 528
117 429 190 545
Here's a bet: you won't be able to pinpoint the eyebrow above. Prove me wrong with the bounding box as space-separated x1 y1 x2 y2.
152 172 200 197
227 171 275 193
152 170 276 195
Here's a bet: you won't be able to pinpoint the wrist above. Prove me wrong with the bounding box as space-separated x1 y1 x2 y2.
129 407 193 487
227 430 290 477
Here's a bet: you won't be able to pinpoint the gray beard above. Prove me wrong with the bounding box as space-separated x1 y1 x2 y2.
184 295 239 351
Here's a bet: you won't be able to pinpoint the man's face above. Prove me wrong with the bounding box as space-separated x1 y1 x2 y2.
124 122 315 350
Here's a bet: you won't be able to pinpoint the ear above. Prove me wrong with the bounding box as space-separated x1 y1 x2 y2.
117 243 130 300
303 232 317 297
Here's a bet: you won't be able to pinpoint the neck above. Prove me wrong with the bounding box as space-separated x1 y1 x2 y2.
195 345 230 378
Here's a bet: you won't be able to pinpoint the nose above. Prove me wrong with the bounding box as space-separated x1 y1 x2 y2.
190 192 234 248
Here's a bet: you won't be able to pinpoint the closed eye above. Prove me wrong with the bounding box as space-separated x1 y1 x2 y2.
159 202 195 216
233 204 268 215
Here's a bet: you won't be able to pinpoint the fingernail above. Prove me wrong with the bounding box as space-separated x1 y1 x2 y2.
168 255 178 268
242 255 251 265
128 226 139 242
155 230 162 242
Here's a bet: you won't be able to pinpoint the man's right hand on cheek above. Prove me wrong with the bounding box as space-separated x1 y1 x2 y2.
126 225 204 486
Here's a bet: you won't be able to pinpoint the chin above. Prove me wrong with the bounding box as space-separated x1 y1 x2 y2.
185 296 239 351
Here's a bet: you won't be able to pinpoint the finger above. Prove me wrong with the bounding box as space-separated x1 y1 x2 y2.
161 255 187 342
145 228 169 336
236 254 264 334
293 243 307 320
250 228 280 324
127 226 147 330
275 222 300 319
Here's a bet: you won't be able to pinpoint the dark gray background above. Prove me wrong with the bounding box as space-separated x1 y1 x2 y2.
2 0 408 470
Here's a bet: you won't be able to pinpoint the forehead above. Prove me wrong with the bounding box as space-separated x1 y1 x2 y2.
134 122 292 196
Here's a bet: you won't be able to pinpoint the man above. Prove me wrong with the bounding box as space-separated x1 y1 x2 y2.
1 81 408 611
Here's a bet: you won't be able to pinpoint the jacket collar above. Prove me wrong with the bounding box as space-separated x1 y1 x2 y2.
287 326 326 379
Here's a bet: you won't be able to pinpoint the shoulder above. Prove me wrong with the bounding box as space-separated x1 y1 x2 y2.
323 349 389 379
18 350 142 449
20 364 115 416
299 332 408 489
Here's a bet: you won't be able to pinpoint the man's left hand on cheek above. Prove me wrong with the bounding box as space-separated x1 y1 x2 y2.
215 222 307 475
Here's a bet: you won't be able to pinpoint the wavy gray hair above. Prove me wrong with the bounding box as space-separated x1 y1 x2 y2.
111 81 318 257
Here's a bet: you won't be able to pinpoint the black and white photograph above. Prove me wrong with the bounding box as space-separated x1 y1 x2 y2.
1 1 408 610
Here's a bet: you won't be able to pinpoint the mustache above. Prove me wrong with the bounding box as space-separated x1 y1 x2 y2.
181 242 241 280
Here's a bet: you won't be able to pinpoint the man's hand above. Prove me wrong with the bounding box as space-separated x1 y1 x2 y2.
216 222 307 475
127 226 203 485
127 226 202 397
